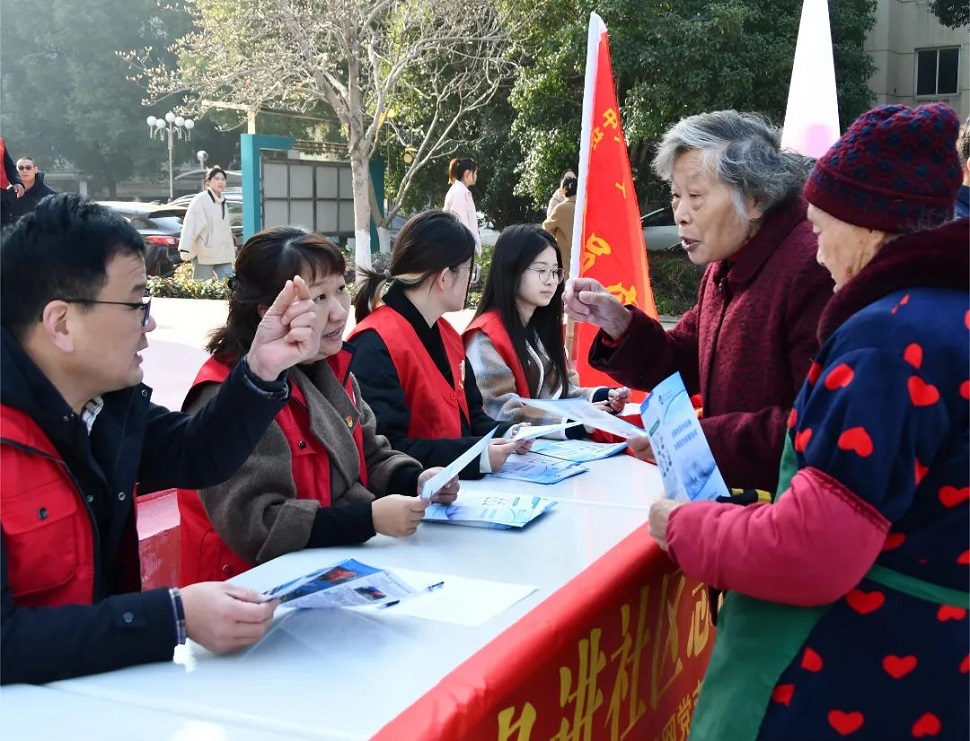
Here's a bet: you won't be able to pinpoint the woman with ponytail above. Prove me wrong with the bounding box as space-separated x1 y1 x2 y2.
350 210 530 479
443 157 481 254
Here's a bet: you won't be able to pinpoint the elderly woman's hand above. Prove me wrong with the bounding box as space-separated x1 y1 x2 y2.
648 498 688 551
563 278 632 340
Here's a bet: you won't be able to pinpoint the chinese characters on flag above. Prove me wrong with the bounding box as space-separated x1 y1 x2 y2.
570 13 657 390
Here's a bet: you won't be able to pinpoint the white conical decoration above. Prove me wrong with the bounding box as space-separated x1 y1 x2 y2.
781 0 841 157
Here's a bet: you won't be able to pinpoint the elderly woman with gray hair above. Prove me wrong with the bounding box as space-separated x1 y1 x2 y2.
564 110 833 492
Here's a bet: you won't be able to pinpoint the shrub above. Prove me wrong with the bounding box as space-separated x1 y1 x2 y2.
147 262 229 300
647 249 703 316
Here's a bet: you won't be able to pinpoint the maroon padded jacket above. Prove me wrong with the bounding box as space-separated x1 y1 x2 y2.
589 197 833 491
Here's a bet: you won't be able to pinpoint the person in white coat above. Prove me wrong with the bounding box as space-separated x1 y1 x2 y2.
443 157 481 254
179 166 236 280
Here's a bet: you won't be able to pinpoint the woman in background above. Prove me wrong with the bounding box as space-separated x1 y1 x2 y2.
178 227 457 584
464 224 627 436
178 165 235 280
443 157 481 254
350 210 530 479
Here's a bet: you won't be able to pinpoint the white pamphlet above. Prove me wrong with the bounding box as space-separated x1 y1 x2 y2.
510 421 582 441
517 396 647 439
639 372 729 501
419 426 498 499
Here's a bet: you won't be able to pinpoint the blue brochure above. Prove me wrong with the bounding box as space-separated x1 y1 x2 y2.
639 372 729 501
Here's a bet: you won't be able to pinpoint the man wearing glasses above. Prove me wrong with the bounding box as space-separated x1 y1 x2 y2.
0 194 322 684
7 157 57 223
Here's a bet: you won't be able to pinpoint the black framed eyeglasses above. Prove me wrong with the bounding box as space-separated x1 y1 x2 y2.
525 266 565 285
59 297 153 327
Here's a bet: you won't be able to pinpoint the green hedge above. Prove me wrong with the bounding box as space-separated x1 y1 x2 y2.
147 262 229 299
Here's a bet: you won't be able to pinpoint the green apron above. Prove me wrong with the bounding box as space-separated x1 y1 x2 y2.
688 434 970 741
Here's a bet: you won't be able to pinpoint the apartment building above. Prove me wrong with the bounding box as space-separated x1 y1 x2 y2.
865 0 969 119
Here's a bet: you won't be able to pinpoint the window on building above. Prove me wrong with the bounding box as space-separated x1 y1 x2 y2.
915 47 960 97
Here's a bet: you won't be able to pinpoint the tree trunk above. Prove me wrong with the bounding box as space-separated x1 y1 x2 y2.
376 226 392 254
350 151 373 278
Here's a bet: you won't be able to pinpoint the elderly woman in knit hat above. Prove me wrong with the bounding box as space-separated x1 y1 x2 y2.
649 103 968 739
565 110 833 494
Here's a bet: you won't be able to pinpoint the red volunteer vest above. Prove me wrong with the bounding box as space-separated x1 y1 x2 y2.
0 405 97 607
349 306 470 438
177 353 368 584
463 310 531 399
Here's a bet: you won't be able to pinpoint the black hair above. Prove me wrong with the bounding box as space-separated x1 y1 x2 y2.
205 166 227 183
560 169 576 186
1 194 145 340
353 210 476 321
474 224 567 393
562 176 578 197
207 226 345 364
448 157 478 185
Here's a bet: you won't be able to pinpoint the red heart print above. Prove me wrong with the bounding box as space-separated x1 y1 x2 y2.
824 363 855 390
915 459 929 485
787 407 797 430
771 683 795 705
846 589 885 615
882 654 917 679
958 550 969 565
807 362 822 385
961 380 970 400
891 294 910 315
937 605 966 622
902 343 923 369
960 654 969 674
939 486 969 508
828 710 864 735
911 711 941 737
965 309 970 329
881 533 906 551
908 377 940 407
838 427 873 457
794 428 813 453
801 647 823 672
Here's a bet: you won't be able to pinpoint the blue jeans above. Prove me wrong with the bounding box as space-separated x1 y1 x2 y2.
192 260 233 281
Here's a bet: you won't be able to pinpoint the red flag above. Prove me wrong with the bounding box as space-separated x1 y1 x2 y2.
569 14 656 392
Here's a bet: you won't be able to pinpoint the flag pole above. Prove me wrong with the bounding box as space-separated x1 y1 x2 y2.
570 12 606 282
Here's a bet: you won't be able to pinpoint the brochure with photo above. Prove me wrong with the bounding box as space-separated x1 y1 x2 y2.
639 372 729 502
530 439 628 463
490 452 588 484
423 493 557 530
262 559 418 609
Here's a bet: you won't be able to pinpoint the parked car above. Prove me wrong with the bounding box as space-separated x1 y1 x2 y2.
97 201 187 277
168 188 244 247
641 205 681 251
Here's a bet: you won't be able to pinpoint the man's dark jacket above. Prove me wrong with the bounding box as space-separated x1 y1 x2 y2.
0 327 287 684
7 172 56 222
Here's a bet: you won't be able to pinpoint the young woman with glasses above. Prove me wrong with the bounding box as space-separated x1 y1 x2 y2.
464 225 628 436
350 210 531 479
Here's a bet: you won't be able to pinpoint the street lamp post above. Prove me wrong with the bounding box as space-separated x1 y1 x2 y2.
196 150 209 190
146 111 195 201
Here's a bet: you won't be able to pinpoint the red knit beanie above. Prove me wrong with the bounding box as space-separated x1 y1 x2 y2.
803 103 962 232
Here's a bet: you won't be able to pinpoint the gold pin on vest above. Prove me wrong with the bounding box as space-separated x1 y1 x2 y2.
345 415 354 428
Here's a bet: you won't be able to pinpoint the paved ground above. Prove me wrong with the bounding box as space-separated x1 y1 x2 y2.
143 298 679 411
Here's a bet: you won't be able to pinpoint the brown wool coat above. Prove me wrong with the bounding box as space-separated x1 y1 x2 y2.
186 361 420 564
